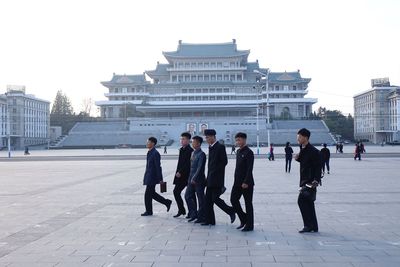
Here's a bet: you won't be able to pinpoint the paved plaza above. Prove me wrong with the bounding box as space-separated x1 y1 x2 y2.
0 149 400 266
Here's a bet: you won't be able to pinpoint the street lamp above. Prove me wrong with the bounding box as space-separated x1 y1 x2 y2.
253 69 271 149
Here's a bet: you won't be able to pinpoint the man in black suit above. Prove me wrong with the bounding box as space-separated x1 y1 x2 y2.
173 132 194 218
294 128 321 233
142 137 172 216
230 132 255 231
202 129 235 226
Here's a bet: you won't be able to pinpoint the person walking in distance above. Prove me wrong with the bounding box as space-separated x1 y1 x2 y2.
320 143 331 174
173 132 194 218
185 136 207 223
285 142 294 173
268 143 275 161
202 129 236 226
230 132 255 231
294 128 322 233
354 143 361 161
142 137 172 216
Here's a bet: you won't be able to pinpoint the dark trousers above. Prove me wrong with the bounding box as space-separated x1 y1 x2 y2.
173 183 187 213
230 185 254 228
354 153 361 160
285 157 292 173
185 183 204 220
204 187 233 224
297 189 318 230
322 159 330 172
145 184 169 214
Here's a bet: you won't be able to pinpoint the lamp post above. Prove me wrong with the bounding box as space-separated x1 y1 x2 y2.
253 69 271 148
6 94 11 158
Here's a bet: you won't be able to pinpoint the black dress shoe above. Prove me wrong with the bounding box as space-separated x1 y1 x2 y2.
141 212 153 216
188 217 197 222
194 219 204 224
236 223 246 230
185 215 191 219
166 200 172 212
241 227 254 232
230 212 236 224
298 227 317 233
173 212 185 218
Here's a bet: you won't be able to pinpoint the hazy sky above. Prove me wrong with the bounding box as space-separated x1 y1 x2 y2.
0 0 399 115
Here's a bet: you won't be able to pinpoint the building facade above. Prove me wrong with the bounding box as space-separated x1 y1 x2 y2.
354 78 400 144
0 86 50 149
96 40 317 122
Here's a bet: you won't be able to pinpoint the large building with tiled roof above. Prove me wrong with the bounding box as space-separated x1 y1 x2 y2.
96 40 316 121
90 40 330 146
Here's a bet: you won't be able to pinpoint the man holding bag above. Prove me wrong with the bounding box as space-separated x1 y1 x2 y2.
142 137 172 216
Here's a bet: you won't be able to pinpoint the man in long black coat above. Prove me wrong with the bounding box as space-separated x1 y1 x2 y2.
202 129 235 226
173 132 194 217
230 132 255 231
142 137 172 216
294 128 321 233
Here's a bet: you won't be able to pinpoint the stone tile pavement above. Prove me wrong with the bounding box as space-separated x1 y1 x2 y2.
0 153 399 266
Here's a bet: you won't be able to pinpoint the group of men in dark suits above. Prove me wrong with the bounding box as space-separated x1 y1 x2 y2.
142 127 321 234
142 130 255 232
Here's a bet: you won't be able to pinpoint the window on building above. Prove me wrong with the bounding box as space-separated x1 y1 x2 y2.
210 88 215 93
211 62 216 68
198 62 203 68
217 75 222 81
275 85 279 90
191 75 197 81
217 62 222 68
185 63 190 68
284 85 289 91
182 89 187 93
293 85 297 90
211 75 216 81
204 63 209 68
224 74 229 81
196 89 201 93
224 88 229 93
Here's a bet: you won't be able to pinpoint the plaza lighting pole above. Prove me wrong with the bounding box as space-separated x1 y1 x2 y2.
254 69 271 148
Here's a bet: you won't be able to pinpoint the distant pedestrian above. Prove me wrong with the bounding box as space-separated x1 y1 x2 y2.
24 146 30 155
336 143 339 153
320 143 330 174
141 137 172 216
284 142 294 173
164 146 168 154
360 142 366 153
268 143 275 161
354 143 361 161
339 143 344 153
231 145 236 154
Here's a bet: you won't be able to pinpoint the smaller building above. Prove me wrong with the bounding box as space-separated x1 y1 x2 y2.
0 85 50 150
0 95 7 148
354 78 400 144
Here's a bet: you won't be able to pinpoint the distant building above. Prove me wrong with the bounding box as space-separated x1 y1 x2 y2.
0 95 7 147
94 40 320 143
354 78 400 144
0 86 50 149
96 40 316 120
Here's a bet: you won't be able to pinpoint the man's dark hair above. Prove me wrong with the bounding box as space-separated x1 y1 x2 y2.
148 136 158 145
323 143 327 148
297 128 311 139
181 132 192 139
235 132 247 139
192 135 203 144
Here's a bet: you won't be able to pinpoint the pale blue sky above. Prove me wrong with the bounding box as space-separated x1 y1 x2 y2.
0 0 399 115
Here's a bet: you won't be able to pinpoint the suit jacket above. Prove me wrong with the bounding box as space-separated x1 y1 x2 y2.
234 145 254 187
188 148 206 185
173 145 194 185
295 143 321 187
207 141 228 188
143 147 163 186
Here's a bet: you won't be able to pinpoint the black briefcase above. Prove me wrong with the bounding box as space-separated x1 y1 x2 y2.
160 181 167 193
